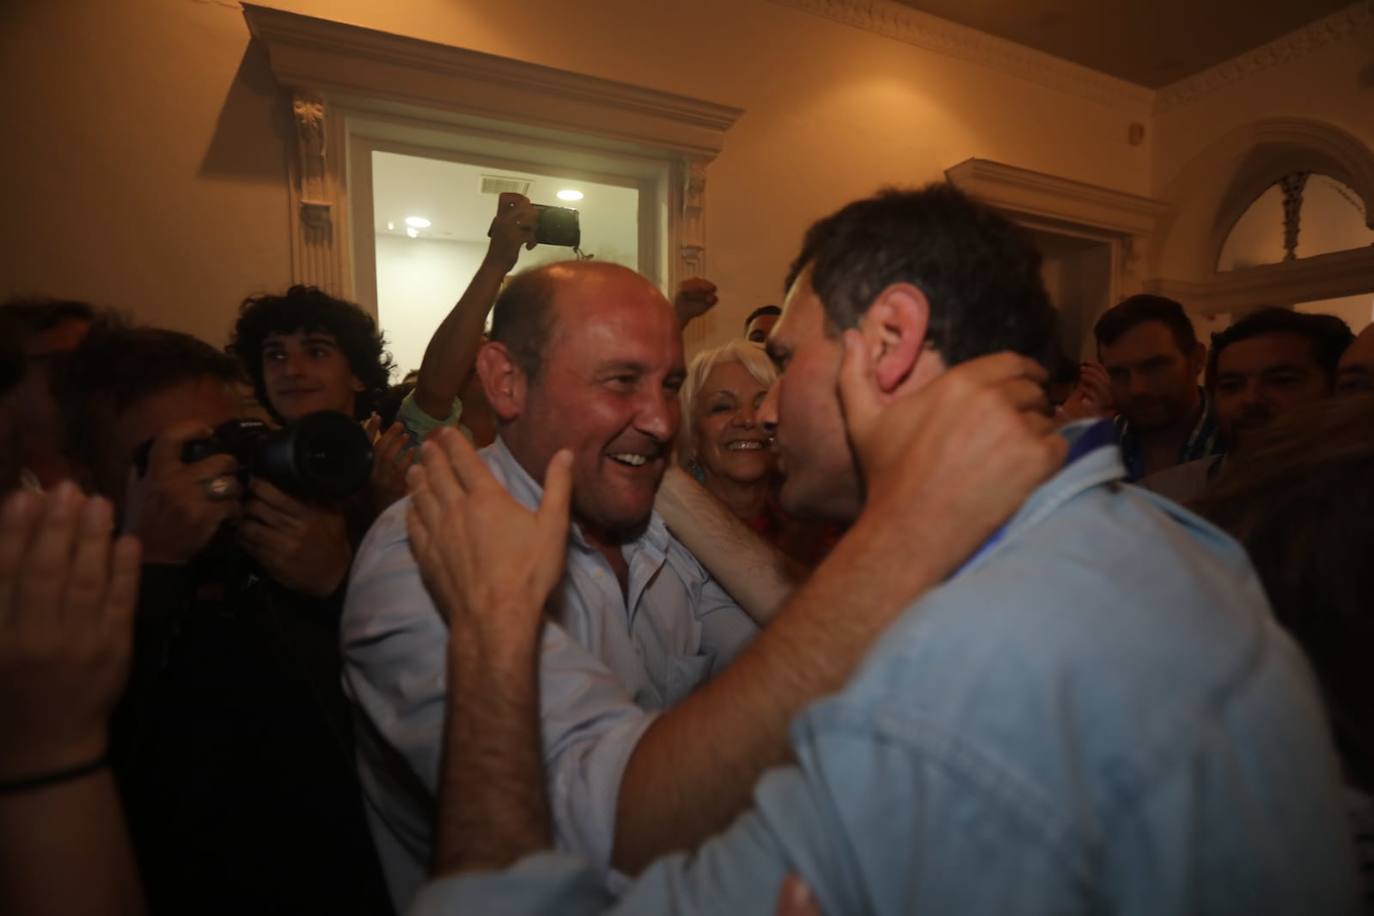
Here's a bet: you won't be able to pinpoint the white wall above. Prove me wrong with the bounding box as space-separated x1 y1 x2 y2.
374 237 486 376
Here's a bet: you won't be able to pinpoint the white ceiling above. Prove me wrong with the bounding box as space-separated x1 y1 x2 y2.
371 151 641 264
889 0 1356 87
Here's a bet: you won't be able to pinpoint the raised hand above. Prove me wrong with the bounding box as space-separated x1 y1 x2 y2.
237 478 352 598
486 192 539 273
1058 360 1114 421
673 277 719 326
405 427 571 652
122 420 242 566
0 484 141 780
837 331 1067 567
365 415 415 512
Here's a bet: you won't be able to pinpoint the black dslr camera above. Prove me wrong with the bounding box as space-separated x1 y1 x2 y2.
136 410 374 501
534 204 581 248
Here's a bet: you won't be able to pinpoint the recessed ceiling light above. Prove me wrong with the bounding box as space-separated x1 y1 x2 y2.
386 221 395 231
406 227 419 238
556 189 583 202
405 216 431 228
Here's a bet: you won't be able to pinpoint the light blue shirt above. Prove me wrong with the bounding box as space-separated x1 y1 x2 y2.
342 437 758 914
410 425 1360 915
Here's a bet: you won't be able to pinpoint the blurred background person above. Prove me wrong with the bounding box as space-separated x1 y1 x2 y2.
1337 323 1374 395
1 298 96 491
1147 307 1352 502
743 304 781 344
678 339 832 564
1191 395 1374 906
1094 294 1217 480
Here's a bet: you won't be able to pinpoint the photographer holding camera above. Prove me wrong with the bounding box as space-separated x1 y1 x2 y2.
54 319 392 915
228 285 411 599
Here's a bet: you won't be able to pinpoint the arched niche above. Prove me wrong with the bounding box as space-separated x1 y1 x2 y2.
1148 118 1374 315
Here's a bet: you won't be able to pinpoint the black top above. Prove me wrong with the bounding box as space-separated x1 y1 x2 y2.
111 550 394 916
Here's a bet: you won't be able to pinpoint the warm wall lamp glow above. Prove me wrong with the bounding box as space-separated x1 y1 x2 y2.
406 227 419 238
556 189 584 202
386 221 395 231
405 216 432 228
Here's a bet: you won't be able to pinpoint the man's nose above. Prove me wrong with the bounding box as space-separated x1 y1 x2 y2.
281 351 307 377
1235 378 1265 408
636 388 677 443
758 382 779 436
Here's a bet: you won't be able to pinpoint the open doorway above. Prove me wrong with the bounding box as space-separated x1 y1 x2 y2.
368 150 642 376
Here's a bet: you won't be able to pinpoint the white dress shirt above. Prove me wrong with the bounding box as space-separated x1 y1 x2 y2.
342 437 758 914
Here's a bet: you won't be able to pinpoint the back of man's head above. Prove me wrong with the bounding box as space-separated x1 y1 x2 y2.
1094 295 1197 354
54 318 244 495
784 184 1058 367
1207 307 1354 389
228 285 392 420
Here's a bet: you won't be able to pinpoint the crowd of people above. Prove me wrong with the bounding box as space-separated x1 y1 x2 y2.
1 183 1371 915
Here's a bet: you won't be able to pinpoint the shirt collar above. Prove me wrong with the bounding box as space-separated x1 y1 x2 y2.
957 419 1125 577
485 435 671 556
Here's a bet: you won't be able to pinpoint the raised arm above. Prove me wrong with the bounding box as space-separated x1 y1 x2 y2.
406 429 573 873
410 192 537 421
654 465 803 626
610 344 1065 872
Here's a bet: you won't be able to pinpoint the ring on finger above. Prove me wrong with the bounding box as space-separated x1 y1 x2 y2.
204 475 237 501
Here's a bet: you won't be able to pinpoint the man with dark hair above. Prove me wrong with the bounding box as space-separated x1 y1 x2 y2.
743 304 781 343
227 285 411 594
1207 307 1352 451
51 319 393 916
403 184 1357 913
2 297 96 490
1337 321 1374 394
229 285 392 423
343 221 1053 911
1146 306 1353 502
1094 294 1218 480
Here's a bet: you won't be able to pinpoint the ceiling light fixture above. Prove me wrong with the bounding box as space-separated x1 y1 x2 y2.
556 189 584 202
406 227 419 238
405 216 432 228
386 221 395 231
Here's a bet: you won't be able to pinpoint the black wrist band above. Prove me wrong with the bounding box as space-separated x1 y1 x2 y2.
0 754 109 796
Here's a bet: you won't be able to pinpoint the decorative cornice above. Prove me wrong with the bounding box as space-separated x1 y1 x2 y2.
243 4 743 157
767 0 1153 109
1156 1 1374 113
946 158 1170 237
1147 245 1374 315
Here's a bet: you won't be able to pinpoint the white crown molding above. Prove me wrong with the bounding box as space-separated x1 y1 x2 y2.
767 0 1153 108
1155 1 1374 113
244 4 740 303
243 4 744 158
1147 245 1374 315
946 159 1170 238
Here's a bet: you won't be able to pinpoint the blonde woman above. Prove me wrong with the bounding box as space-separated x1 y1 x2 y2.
678 340 833 563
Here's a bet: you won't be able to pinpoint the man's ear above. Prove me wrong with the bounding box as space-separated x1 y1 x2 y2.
857 282 931 394
477 343 527 422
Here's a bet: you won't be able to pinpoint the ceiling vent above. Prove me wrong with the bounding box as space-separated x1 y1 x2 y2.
479 175 532 196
